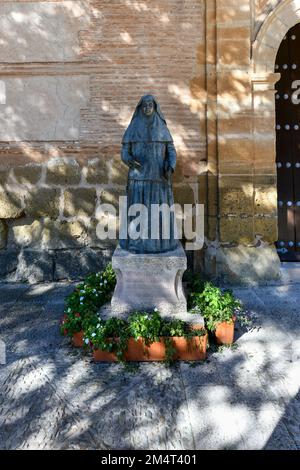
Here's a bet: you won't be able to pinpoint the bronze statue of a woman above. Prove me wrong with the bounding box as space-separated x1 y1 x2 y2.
120 94 180 254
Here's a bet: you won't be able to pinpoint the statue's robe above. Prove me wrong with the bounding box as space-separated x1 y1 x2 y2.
119 95 181 254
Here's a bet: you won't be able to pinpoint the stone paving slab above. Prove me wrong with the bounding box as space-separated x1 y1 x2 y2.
0 284 29 303
0 282 300 449
20 283 75 304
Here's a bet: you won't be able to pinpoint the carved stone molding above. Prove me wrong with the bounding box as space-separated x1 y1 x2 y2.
251 72 281 92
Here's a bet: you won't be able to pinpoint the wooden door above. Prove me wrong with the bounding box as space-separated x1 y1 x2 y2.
275 23 300 261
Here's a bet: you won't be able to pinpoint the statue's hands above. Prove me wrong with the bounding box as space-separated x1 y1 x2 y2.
164 166 173 183
128 159 142 170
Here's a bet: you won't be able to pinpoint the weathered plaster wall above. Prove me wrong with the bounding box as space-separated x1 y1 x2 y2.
0 76 90 141
0 1 90 62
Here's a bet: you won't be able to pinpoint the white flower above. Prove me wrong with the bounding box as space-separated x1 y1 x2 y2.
97 324 100 328
80 296 84 301
104 280 107 284
95 294 98 297
68 308 71 313
100 283 103 287
85 338 89 344
154 308 158 312
92 333 96 338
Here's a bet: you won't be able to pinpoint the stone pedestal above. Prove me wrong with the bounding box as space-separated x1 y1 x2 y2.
111 244 190 317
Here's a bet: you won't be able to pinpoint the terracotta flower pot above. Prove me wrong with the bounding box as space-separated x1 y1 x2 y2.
93 334 207 362
93 348 117 362
172 335 207 361
125 338 166 361
215 319 235 345
72 331 84 348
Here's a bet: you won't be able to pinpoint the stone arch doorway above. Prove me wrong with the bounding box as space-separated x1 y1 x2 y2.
252 0 300 265
275 23 300 261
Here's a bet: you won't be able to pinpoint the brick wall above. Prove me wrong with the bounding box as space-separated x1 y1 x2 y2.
0 0 206 282
0 0 291 284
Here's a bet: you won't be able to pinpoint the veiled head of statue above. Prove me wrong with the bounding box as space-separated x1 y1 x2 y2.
141 95 155 117
122 94 173 143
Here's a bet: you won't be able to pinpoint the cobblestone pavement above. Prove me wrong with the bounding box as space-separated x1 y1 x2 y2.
1 281 300 450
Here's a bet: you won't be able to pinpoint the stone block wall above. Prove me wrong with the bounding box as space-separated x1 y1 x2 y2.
0 0 292 284
193 0 284 285
0 156 120 282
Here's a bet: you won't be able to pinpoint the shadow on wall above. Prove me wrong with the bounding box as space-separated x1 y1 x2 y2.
0 1 90 62
0 0 276 162
0 0 275 166
0 0 209 168
0 0 280 282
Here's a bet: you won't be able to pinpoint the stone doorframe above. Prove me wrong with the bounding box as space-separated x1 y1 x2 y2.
251 0 300 265
251 0 300 182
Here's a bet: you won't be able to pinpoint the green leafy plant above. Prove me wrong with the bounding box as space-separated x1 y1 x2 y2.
189 281 241 332
185 271 206 309
161 318 202 338
237 312 254 330
127 310 163 345
162 319 207 363
60 263 116 336
60 310 83 337
208 342 239 354
126 311 205 363
163 337 177 365
84 317 129 361
82 309 207 364
60 309 98 337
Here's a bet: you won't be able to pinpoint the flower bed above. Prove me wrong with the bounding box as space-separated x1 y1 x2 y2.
61 265 244 366
93 335 207 362
60 264 116 340
84 311 207 363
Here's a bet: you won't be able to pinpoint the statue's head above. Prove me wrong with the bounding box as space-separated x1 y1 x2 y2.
141 95 155 117
122 94 172 143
